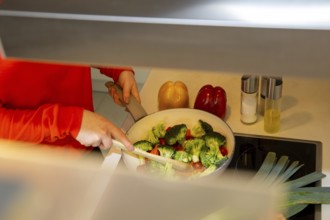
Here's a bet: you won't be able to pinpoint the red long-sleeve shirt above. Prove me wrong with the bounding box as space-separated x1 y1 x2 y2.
0 55 132 151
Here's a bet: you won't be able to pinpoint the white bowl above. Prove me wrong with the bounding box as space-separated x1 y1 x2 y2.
123 108 235 176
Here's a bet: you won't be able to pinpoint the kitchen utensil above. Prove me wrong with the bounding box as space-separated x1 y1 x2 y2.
102 144 122 170
105 81 235 176
105 81 147 121
112 140 192 171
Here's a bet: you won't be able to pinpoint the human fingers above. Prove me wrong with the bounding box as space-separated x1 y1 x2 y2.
120 78 141 104
99 134 112 150
131 83 141 103
108 86 125 107
121 82 131 104
110 127 134 151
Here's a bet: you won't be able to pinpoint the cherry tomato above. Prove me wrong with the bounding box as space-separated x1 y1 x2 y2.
220 146 228 156
185 129 193 140
159 138 166 145
173 144 184 151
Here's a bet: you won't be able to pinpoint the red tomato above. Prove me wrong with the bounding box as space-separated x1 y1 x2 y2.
185 129 193 140
173 145 184 151
220 146 228 156
159 138 166 145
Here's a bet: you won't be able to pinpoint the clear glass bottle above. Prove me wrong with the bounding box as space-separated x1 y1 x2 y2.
260 76 282 116
240 75 259 124
264 77 283 133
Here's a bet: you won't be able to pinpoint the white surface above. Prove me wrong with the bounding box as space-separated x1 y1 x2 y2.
138 68 330 219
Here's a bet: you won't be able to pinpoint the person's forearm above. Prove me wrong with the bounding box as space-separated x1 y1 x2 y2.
0 104 83 143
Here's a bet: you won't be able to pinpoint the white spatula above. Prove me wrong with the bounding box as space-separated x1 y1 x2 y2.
112 140 192 171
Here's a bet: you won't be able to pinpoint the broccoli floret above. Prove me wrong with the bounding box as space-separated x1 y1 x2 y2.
158 145 176 159
147 160 163 172
183 138 205 162
146 130 159 145
133 140 153 152
191 120 214 138
200 150 217 168
164 124 188 145
200 132 228 168
152 122 166 138
146 161 176 178
203 131 226 152
145 122 166 145
199 150 225 168
173 151 192 163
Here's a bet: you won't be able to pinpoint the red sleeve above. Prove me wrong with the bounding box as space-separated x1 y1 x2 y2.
98 67 134 83
0 104 83 143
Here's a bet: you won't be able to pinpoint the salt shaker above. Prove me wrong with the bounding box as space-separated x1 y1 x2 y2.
264 77 283 133
240 75 259 124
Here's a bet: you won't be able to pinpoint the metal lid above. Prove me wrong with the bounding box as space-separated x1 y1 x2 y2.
261 76 282 97
266 77 283 100
241 75 259 93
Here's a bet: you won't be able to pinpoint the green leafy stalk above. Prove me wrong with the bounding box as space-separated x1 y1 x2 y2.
283 204 308 218
284 171 326 190
201 152 330 220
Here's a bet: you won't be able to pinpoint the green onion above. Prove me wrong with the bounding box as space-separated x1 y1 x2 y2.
283 204 308 218
284 171 326 189
202 152 330 219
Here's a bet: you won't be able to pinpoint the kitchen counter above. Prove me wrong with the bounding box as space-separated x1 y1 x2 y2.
124 68 330 219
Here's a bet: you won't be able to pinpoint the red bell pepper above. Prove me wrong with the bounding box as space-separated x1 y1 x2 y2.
193 85 227 119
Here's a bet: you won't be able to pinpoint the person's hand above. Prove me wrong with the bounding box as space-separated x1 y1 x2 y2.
75 110 134 151
108 70 141 106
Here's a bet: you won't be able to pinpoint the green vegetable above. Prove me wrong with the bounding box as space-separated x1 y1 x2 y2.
199 131 227 168
145 130 159 145
284 171 326 190
184 138 205 162
249 152 329 219
158 145 176 159
145 122 167 145
173 151 192 163
146 161 176 178
203 131 226 151
202 152 330 220
191 119 214 138
286 187 330 206
133 140 153 151
152 122 166 138
200 149 227 168
164 124 187 145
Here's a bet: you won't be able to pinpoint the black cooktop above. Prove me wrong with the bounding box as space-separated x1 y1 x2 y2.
226 133 322 220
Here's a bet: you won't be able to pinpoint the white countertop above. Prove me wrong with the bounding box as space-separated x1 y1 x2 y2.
134 68 330 219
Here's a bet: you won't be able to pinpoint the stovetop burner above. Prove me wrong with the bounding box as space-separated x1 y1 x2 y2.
226 133 322 220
